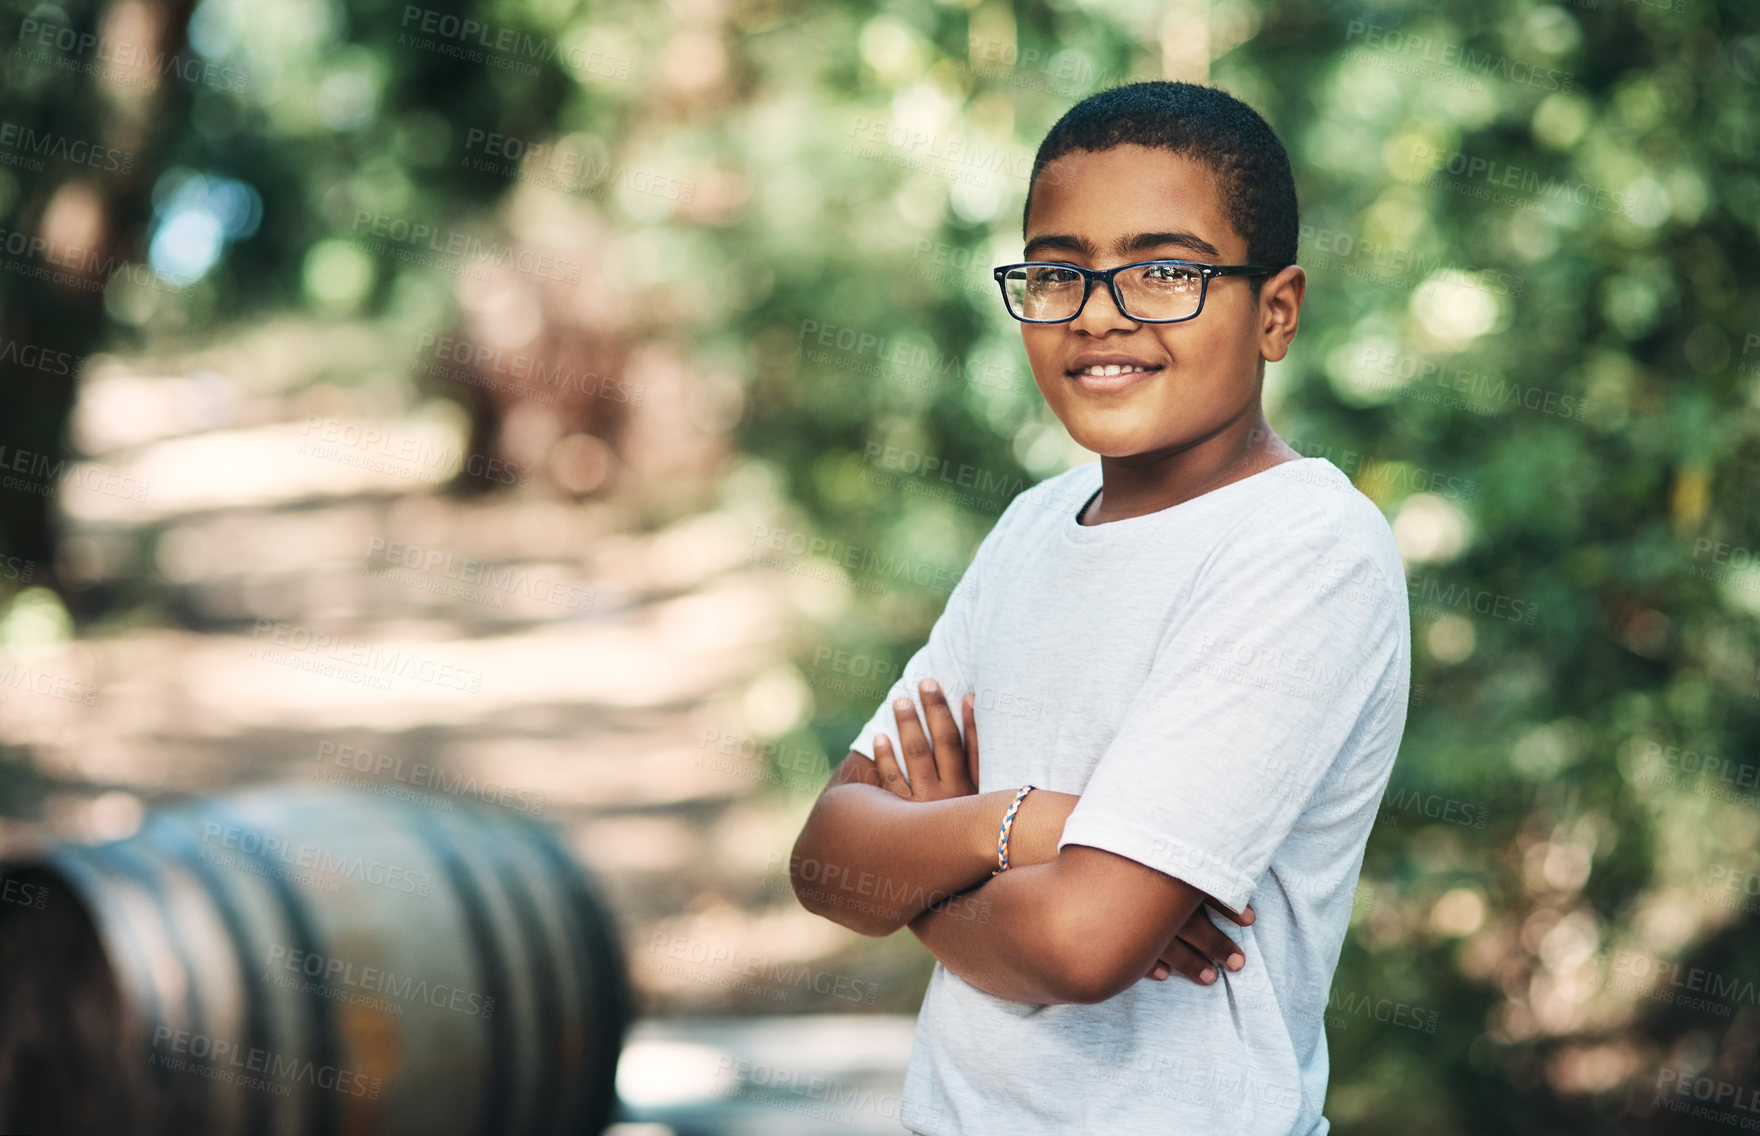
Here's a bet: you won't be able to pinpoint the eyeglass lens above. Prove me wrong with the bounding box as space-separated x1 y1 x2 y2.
1002 263 1206 322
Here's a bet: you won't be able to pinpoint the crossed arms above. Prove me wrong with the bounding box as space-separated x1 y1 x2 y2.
789 678 1252 1006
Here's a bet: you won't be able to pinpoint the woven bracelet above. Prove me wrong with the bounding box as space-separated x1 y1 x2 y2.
992 784 1036 876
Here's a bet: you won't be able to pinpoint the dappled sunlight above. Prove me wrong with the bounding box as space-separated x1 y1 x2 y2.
0 0 1751 1131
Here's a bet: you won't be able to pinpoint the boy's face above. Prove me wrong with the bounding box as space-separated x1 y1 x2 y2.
1018 144 1299 459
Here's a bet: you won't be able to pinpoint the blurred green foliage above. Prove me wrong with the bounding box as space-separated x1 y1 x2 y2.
1 0 1758 1130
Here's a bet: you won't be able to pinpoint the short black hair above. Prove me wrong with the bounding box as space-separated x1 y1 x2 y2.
1023 81 1299 292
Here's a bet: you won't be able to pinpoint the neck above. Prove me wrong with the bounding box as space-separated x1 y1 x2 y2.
1083 410 1300 525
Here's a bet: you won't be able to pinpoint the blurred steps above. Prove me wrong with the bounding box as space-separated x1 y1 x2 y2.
0 316 929 1024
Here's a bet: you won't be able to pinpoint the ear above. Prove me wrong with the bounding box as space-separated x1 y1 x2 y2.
1257 265 1306 364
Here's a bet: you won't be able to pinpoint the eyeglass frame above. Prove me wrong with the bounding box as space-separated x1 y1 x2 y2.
991 258 1280 325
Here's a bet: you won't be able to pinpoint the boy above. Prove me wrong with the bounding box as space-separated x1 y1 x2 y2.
790 81 1410 1135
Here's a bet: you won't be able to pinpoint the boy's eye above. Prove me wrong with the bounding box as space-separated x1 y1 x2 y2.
1137 263 1202 287
1026 266 1083 288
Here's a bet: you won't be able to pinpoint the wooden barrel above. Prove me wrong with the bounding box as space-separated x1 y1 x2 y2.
0 785 629 1136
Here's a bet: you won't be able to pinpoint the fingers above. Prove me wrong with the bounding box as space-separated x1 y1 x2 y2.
1176 908 1245 974
1201 895 1256 927
962 693 980 787
892 695 938 797
916 678 966 789
1152 937 1219 986
872 734 911 798
1145 904 1249 987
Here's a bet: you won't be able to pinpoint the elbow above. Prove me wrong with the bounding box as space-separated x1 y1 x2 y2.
786 833 844 926
1038 900 1141 1005
793 888 905 938
790 869 903 938
1044 953 1134 1006
788 812 904 938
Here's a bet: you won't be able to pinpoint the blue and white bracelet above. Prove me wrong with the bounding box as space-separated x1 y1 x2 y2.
992 784 1037 876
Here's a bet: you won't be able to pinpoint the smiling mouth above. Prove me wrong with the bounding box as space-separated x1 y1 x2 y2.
1070 363 1161 378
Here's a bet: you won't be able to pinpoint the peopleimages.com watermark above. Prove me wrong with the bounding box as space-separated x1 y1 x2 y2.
1343 21 1575 93
859 439 1028 517
397 5 631 80
0 121 133 174
1705 864 1760 917
1593 948 1755 1018
1325 987 1441 1035
797 318 1021 395
696 728 826 791
1405 143 1643 221
1407 575 1539 625
1357 347 1588 421
1633 739 1758 803
298 416 528 489
0 334 88 379
412 333 645 406
198 819 434 896
0 441 147 503
644 929 881 1005
765 850 993 926
805 645 900 704
1688 537 1760 598
1298 223 1525 299
263 944 495 1019
350 210 584 284
843 115 1035 190
0 874 49 911
965 36 1124 98
1652 1067 1760 1127
747 523 966 597
909 239 993 298
14 17 247 92
461 128 695 202
714 1054 945 1129
150 1026 381 1100
1086 1049 1300 1115
0 655 97 708
1278 434 1478 501
1377 786 1489 829
312 739 547 816
246 619 486 694
0 227 183 297
362 536 595 614
0 554 37 587
862 440 1027 504
1191 629 1382 705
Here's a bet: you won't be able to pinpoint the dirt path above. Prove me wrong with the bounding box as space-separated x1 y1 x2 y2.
0 315 928 1022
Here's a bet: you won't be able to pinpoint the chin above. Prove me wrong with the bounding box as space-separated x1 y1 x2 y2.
1061 423 1159 458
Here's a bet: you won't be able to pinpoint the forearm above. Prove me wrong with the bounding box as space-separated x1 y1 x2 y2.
910 846 1207 1005
996 787 1078 869
908 856 1128 1004
791 780 1015 935
792 761 1078 936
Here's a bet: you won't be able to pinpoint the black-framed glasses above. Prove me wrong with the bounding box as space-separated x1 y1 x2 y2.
992 259 1278 324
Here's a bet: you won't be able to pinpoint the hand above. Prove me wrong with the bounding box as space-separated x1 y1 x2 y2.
1143 897 1254 985
873 679 979 802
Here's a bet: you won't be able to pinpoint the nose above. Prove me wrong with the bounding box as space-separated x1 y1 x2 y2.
1068 274 1138 337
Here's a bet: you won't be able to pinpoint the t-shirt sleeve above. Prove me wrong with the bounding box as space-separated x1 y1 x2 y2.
1055 507 1409 913
843 502 1017 783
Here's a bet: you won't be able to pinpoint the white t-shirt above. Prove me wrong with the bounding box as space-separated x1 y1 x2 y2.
846 456 1411 1136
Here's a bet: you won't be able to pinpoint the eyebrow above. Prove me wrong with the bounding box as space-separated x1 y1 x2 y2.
1021 230 1225 262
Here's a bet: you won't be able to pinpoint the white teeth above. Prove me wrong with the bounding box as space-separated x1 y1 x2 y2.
1079 364 1151 377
